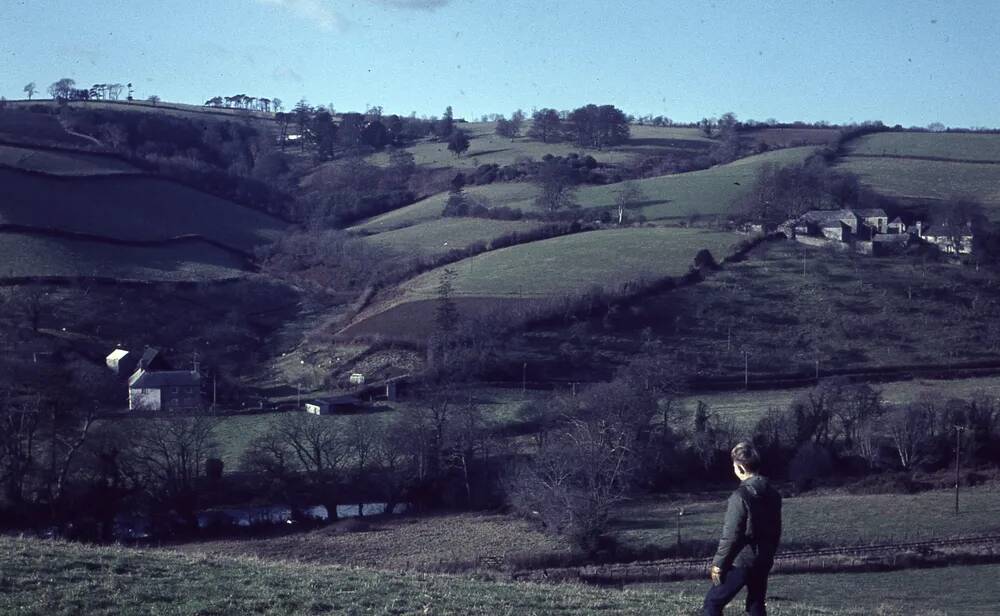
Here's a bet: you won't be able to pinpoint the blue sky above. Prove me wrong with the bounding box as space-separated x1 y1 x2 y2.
3 0 999 127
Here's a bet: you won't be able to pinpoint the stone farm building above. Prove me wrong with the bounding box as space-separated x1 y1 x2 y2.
788 207 974 256
128 369 202 412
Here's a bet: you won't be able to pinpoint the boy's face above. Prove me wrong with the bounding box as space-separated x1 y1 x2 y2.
733 462 749 480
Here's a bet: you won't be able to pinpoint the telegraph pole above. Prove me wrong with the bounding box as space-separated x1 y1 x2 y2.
743 349 750 390
522 362 527 394
955 425 966 514
676 508 684 547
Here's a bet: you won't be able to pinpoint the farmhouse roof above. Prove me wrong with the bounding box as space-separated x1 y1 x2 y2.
852 208 887 218
107 349 129 362
800 209 857 225
891 216 904 224
138 348 164 370
130 370 201 389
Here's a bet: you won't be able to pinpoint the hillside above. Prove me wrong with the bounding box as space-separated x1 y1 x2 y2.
0 168 286 252
353 146 818 235
367 123 713 171
0 143 139 175
0 230 249 281
360 217 547 258
342 227 736 337
835 131 1000 215
0 536 869 616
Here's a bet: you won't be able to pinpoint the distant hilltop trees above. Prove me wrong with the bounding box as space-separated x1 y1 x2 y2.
205 95 283 113
495 104 630 149
46 78 131 102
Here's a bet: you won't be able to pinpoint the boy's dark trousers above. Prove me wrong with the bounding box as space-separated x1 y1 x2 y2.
702 565 770 616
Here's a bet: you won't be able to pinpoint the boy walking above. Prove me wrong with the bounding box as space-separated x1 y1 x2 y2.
703 442 782 616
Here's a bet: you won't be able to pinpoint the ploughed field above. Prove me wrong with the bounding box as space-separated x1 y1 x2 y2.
0 143 139 175
0 231 249 281
0 168 286 251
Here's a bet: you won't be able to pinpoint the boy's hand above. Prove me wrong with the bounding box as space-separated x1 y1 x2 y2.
710 566 724 586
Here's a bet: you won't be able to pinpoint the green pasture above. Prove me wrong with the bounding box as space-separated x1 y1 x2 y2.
351 182 539 233
0 231 248 281
835 157 1000 212
0 168 286 250
0 536 851 616
353 146 817 234
206 388 535 469
577 146 818 221
614 484 1000 553
345 227 738 337
401 227 739 299
368 123 713 171
847 132 1000 162
653 564 1000 616
361 217 546 258
0 144 138 175
681 375 1000 429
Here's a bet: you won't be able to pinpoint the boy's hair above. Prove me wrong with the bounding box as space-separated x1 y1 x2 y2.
731 441 761 473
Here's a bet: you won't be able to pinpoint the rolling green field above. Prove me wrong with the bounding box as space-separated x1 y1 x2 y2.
682 375 1000 428
367 123 713 171
0 144 139 175
360 217 546 258
835 157 1000 211
351 182 539 233
836 131 1000 216
353 146 817 235
652 564 1000 616
344 227 737 337
847 132 1000 162
0 168 286 250
397 228 738 299
0 536 857 616
576 146 818 221
613 484 1000 553
0 231 249 281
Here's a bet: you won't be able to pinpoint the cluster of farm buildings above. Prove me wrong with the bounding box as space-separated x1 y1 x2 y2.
770 208 974 255
105 347 398 413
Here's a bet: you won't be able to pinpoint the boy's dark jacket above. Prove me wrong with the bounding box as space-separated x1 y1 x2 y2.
711 475 782 570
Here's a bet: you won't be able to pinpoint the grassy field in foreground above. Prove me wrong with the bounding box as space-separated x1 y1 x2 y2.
354 146 817 234
650 563 1000 616
360 217 546 258
0 536 854 616
846 132 1000 162
0 231 249 281
0 143 139 175
835 157 1000 213
0 168 286 250
681 375 1000 429
613 485 1000 554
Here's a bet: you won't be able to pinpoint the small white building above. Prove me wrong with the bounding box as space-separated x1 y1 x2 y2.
106 349 136 376
349 373 366 385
